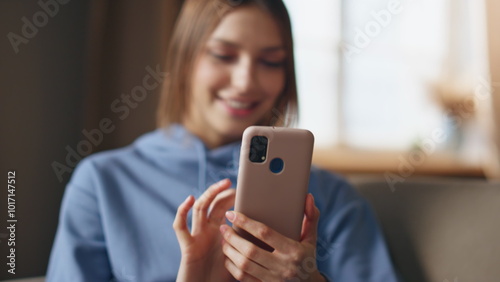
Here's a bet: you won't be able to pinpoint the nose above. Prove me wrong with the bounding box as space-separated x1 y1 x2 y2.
231 57 257 95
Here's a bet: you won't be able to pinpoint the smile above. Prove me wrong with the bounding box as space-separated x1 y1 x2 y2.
226 100 254 109
218 97 259 117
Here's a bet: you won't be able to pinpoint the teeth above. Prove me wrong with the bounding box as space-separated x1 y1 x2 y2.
227 100 252 109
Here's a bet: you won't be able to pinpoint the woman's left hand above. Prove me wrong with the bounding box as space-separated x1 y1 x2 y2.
219 193 326 282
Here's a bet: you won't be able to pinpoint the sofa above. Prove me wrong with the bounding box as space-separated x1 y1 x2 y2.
352 176 500 282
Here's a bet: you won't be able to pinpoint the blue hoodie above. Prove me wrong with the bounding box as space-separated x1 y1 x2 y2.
47 124 399 282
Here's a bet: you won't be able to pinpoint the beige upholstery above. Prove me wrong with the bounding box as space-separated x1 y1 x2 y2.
352 177 500 282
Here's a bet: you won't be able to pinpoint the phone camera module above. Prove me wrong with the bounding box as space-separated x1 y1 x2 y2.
249 136 268 163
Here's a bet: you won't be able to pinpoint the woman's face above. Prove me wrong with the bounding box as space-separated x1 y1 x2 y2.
184 5 286 148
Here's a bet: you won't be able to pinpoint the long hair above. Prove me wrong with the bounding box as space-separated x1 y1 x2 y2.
156 0 298 127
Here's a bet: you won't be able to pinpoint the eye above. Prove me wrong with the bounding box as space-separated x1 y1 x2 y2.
261 60 285 68
210 52 235 62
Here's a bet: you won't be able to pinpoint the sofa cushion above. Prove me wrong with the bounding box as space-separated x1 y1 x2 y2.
352 177 500 282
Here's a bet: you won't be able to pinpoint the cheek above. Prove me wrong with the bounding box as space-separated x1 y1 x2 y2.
259 70 285 99
193 59 227 96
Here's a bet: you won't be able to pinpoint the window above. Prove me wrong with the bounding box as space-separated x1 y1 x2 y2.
284 0 489 159
283 0 342 147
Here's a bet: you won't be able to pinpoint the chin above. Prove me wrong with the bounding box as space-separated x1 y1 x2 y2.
224 123 251 138
214 111 272 139
218 120 256 139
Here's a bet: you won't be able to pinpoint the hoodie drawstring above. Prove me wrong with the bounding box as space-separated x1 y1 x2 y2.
195 141 207 192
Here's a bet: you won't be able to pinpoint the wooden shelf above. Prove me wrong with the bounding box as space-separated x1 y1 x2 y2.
312 146 485 177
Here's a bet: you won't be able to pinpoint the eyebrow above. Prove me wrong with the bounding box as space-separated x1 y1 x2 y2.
210 38 285 53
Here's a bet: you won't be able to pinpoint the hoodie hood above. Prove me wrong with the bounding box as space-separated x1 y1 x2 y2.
133 124 241 192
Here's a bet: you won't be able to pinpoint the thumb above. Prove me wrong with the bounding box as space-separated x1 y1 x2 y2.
300 193 320 245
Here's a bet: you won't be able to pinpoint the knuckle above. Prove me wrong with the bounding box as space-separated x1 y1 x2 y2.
199 191 208 200
223 230 232 241
192 201 204 212
257 226 272 240
199 191 211 202
289 249 303 264
192 206 203 214
282 267 299 280
237 257 251 272
243 245 258 259
209 182 221 191
235 214 246 225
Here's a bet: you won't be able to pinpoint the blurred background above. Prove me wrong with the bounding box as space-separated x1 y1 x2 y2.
287 0 500 179
0 0 499 280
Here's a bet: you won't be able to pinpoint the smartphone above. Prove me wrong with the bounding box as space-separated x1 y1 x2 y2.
234 126 314 251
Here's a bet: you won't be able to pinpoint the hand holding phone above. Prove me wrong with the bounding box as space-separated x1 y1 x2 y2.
234 126 314 251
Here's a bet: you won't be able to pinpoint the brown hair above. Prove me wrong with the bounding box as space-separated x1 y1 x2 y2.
156 0 298 128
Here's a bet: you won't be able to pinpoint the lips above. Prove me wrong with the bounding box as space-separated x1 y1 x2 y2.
226 99 254 109
218 97 259 117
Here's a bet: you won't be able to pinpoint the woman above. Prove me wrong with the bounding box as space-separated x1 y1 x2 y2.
47 0 399 281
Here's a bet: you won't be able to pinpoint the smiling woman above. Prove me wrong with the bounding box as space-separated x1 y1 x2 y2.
46 0 399 281
157 0 298 149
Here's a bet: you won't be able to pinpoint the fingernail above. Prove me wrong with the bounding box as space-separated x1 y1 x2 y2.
225 211 235 222
218 178 229 185
220 225 228 233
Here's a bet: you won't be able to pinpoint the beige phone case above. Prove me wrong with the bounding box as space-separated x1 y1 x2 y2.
234 126 314 251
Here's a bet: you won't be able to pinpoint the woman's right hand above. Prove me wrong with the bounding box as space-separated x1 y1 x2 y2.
173 178 236 282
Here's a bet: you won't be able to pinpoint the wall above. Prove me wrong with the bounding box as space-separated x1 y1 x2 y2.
0 0 181 279
0 0 89 279
83 0 182 151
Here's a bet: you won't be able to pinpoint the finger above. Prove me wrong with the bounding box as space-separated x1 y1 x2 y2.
222 240 266 281
208 188 236 224
221 238 269 281
225 211 293 252
173 195 195 245
301 194 320 245
224 259 261 282
192 179 231 232
220 223 275 268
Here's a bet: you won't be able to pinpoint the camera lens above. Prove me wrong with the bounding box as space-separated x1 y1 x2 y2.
269 157 284 174
249 136 268 163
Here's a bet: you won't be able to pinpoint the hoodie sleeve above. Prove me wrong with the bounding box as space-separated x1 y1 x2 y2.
311 169 400 282
46 159 113 282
